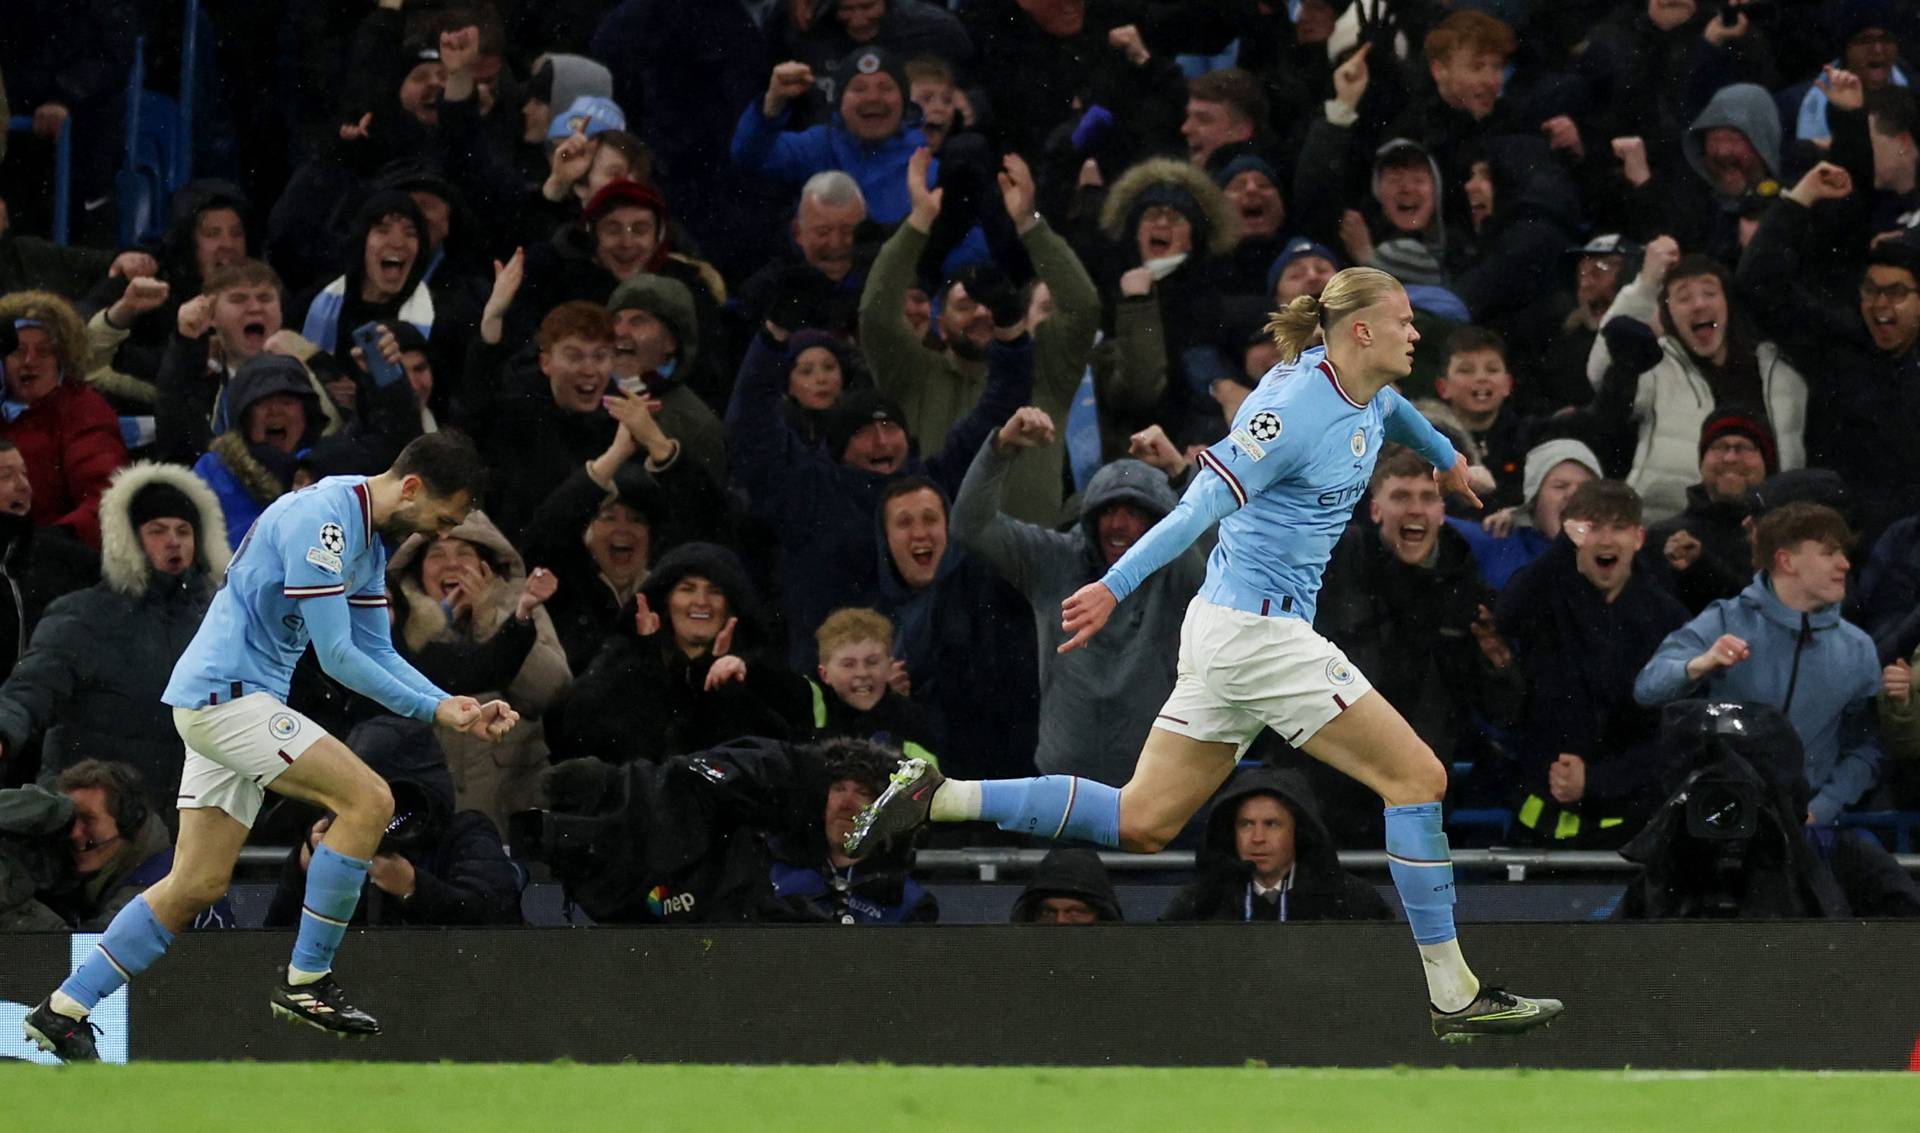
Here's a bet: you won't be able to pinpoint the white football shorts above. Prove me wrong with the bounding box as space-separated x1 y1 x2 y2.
1152 597 1373 754
173 693 328 827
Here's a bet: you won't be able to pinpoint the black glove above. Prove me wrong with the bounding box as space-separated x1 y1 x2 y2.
956 264 1024 328
1601 316 1663 376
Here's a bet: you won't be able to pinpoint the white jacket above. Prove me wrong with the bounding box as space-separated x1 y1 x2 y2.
1586 275 1806 521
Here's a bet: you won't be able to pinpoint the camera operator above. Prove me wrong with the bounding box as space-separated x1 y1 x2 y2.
0 760 233 931
767 738 937 924
264 718 522 927
1635 502 1885 825
1615 701 1920 919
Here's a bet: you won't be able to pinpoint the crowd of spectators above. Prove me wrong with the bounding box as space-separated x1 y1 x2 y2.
2 0 1920 925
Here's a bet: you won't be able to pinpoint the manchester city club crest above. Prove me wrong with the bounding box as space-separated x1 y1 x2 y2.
1325 658 1356 686
1349 427 1367 458
1247 410 1283 442
268 713 301 741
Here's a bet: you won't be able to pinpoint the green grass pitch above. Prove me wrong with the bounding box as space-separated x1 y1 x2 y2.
5 1064 1918 1131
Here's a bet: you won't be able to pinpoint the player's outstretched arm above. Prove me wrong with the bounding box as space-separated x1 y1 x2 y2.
348 597 465 716
1434 454 1483 512
301 594 446 722
1095 464 1240 606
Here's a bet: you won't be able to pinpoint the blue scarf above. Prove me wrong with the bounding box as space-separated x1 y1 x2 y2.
299 275 436 354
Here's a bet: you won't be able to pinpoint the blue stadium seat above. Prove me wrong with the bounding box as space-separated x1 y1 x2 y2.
118 7 207 248
5 116 73 244
1175 40 1240 81
1837 810 1920 853
1447 807 1514 844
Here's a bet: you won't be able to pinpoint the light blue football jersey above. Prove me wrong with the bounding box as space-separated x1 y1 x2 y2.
1102 346 1457 624
164 476 443 720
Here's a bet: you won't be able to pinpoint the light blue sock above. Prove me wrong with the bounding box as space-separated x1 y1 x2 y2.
291 842 370 976
1385 802 1458 946
978 776 1122 846
59 895 173 1011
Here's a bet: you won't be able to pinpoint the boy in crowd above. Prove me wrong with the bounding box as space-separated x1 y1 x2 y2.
1498 480 1689 847
810 607 942 764
1433 327 1532 511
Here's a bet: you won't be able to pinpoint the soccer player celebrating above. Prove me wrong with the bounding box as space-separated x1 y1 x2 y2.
847 268 1564 1038
23 432 519 1061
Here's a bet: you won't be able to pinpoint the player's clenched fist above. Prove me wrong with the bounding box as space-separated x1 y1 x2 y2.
435 695 520 741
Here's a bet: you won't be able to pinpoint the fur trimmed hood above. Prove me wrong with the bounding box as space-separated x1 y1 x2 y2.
98 462 231 596
389 509 528 653
0 290 90 381
1098 158 1239 258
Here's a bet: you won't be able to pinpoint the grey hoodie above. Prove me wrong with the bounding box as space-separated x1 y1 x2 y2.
1684 83 1782 196
952 439 1208 786
1369 138 1451 287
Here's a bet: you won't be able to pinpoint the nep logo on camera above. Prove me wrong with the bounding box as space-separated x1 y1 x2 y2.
646 885 697 917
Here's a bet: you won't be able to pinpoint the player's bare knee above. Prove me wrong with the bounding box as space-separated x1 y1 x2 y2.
1116 814 1173 854
337 773 393 830
1384 747 1446 807
168 870 230 913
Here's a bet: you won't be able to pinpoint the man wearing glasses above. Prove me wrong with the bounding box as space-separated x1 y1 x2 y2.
1736 157 1920 545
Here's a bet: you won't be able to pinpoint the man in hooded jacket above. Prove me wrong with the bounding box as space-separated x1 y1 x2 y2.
767 736 937 924
727 304 1030 669
952 413 1203 787
1008 847 1124 924
1161 766 1391 923
0 463 226 811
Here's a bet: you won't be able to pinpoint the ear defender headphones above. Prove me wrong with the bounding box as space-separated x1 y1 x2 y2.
81 763 151 850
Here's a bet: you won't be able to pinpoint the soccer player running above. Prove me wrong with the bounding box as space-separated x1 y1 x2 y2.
24 432 520 1062
847 268 1563 1038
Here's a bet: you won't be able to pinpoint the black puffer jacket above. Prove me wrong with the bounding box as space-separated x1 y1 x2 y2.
0 464 226 812
547 543 811 763
1160 767 1391 923
1309 522 1523 844
1496 536 1691 845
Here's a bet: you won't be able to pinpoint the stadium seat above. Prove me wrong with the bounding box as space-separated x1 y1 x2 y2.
1837 810 1920 854
1447 807 1514 845
6 115 75 245
117 7 207 249
1175 40 1240 81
